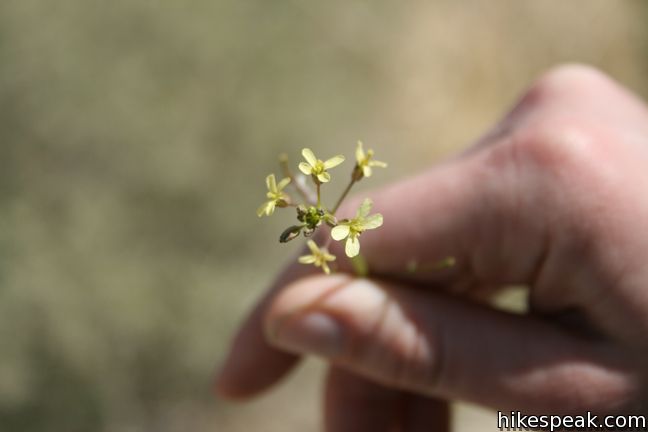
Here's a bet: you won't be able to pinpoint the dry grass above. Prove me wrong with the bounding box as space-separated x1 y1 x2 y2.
0 1 645 431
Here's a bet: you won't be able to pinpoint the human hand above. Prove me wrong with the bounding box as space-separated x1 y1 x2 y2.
216 65 648 430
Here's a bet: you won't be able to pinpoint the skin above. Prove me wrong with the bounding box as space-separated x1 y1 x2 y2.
215 64 648 430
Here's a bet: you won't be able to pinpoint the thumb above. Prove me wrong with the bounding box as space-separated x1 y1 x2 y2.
265 274 636 413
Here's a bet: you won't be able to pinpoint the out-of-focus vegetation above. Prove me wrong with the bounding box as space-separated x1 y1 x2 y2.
0 1 646 431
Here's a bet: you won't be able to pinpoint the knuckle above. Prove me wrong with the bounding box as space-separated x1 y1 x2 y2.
471 117 614 279
470 65 618 167
513 120 628 214
478 64 617 178
558 367 641 413
507 119 620 226
349 297 443 393
514 119 600 173
520 63 612 109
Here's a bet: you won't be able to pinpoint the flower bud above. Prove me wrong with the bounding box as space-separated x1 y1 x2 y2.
279 225 303 243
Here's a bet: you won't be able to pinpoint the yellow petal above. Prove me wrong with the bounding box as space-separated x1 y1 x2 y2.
369 160 387 168
362 165 372 177
355 141 365 163
257 201 275 217
306 239 319 254
323 155 345 169
266 174 277 193
331 224 350 240
277 177 291 191
298 162 313 175
322 262 331 274
298 255 317 264
302 148 317 166
357 198 372 218
317 171 331 183
323 251 336 261
257 202 269 217
345 236 360 258
265 201 276 215
362 214 383 229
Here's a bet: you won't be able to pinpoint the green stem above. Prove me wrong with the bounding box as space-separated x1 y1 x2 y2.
331 178 355 214
316 182 321 208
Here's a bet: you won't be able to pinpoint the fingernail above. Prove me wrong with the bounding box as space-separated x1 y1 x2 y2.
271 312 344 358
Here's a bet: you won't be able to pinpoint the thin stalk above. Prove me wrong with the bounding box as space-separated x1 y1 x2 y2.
331 178 355 214
316 182 321 208
279 154 314 205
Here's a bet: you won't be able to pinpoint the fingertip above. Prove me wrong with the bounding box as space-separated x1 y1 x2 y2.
213 293 304 400
212 351 257 401
212 369 242 401
212 357 248 401
264 273 354 341
213 343 301 401
212 261 338 402
212 368 256 401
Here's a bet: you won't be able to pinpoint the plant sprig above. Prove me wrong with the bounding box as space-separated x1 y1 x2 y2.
257 141 387 274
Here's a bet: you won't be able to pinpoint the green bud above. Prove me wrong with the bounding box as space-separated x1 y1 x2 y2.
296 206 324 231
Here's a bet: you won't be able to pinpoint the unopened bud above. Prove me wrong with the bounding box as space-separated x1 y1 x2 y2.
279 225 303 243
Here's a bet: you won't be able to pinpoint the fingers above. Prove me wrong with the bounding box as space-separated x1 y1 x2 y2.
215 146 516 399
216 64 648 403
266 274 636 412
214 262 314 399
325 366 449 432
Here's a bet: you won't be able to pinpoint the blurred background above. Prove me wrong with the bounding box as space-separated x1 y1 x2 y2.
0 1 646 431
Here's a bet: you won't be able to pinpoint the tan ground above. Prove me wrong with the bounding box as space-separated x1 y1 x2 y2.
0 1 646 431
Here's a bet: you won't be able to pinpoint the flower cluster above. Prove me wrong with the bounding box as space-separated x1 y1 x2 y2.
257 141 387 274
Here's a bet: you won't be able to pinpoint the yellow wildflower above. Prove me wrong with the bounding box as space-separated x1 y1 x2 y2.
257 174 291 217
298 240 336 274
331 198 383 257
298 148 345 183
355 141 387 178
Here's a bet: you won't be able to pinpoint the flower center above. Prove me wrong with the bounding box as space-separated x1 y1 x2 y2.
313 160 326 174
268 191 284 200
349 221 364 235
